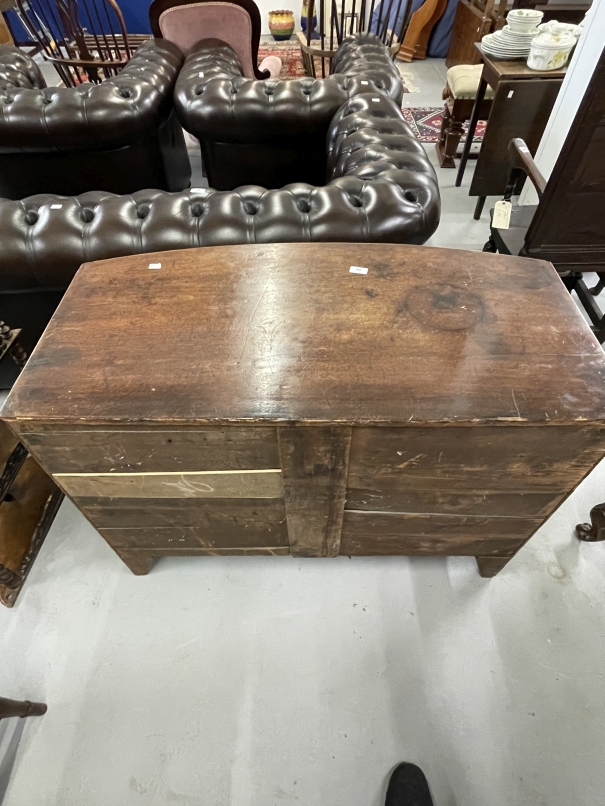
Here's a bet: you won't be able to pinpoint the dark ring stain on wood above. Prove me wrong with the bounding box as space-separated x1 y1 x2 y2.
404 283 490 331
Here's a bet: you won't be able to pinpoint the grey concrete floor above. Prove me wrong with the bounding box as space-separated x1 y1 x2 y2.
1 57 605 806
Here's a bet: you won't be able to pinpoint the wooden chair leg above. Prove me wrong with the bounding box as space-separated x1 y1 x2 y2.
0 696 47 720
436 105 465 169
475 556 511 577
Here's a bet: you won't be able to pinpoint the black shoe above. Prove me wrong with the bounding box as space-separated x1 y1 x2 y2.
385 763 434 806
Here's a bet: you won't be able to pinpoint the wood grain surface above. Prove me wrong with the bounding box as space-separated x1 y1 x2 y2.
278 426 351 557
53 469 283 499
20 427 279 473
346 425 605 517
340 511 538 555
4 243 605 426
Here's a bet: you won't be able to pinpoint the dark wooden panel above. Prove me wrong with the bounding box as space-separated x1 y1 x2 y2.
20 427 279 473
5 243 605 427
347 426 605 511
346 487 564 518
340 511 537 555
104 533 289 552
278 426 351 557
524 40 605 273
78 497 287 542
470 79 562 198
99 524 288 550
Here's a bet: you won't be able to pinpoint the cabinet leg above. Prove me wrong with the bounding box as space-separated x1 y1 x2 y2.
0 696 47 720
475 556 511 577
576 502 605 542
116 550 156 575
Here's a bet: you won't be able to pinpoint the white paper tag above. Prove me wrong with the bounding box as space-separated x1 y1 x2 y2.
372 97 380 102
361 80 369 85
507 90 514 98
190 188 205 193
50 204 62 209
148 262 162 269
198 72 204 77
492 200 512 230
350 265 368 275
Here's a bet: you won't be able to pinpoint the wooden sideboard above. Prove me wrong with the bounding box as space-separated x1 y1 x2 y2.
4 243 605 577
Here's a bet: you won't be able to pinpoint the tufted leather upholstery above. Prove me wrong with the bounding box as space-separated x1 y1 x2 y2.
0 92 439 291
174 33 404 189
0 90 439 387
0 40 191 198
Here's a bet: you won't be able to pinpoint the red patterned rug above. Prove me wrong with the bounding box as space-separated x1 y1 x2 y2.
402 107 487 143
258 41 308 79
258 39 410 91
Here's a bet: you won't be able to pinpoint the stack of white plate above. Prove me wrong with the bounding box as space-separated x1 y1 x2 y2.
481 25 539 59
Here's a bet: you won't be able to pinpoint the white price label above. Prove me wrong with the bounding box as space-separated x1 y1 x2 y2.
492 200 512 230
198 72 204 77
372 97 380 102
190 188 205 193
350 266 368 275
361 80 369 85
50 204 63 209
148 262 162 269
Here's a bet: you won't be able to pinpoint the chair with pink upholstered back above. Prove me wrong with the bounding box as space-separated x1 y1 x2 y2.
149 0 281 78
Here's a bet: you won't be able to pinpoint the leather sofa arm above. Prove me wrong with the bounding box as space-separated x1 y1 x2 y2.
331 33 403 104
0 45 46 91
0 39 184 153
175 35 403 142
0 93 439 290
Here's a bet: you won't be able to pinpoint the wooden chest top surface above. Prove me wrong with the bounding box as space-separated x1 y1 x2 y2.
4 243 605 426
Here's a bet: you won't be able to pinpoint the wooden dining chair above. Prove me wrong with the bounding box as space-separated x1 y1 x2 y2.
300 0 413 78
14 0 133 86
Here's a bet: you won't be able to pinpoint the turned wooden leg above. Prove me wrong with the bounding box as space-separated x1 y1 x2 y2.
475 556 511 577
0 696 47 720
116 550 156 575
436 107 465 169
576 502 605 542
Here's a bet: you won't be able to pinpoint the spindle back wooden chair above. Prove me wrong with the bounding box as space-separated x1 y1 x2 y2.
15 0 133 86
299 0 412 77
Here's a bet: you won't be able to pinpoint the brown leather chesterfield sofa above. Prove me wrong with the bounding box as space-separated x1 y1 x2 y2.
173 33 405 189
0 39 191 199
0 92 439 386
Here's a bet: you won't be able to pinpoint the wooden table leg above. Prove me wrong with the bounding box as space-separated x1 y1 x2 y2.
0 696 47 720
456 75 488 188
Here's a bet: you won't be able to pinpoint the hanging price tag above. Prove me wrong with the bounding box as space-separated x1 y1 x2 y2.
492 200 512 230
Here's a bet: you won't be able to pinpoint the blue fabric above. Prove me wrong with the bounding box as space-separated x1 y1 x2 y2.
119 1 152 34
6 0 153 40
370 0 460 57
427 0 459 57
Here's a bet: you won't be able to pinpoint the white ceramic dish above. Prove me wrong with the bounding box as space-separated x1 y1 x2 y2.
527 31 575 70
536 20 581 39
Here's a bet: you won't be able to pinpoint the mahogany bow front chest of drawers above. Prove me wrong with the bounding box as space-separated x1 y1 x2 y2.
4 243 605 577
